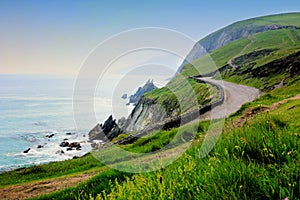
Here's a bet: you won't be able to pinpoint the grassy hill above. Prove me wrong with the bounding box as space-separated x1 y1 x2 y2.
178 12 300 71
0 13 299 200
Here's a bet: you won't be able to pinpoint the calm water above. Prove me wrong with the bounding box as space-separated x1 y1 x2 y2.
0 75 113 172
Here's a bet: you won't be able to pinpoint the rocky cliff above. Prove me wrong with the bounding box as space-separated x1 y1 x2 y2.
88 115 122 143
123 97 169 132
127 79 157 105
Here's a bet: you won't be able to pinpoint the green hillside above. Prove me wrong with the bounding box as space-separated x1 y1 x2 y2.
181 28 300 90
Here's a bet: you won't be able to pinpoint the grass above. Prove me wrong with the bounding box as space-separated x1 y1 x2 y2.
32 169 131 200
198 12 300 53
92 111 299 200
0 153 103 187
182 29 300 78
144 77 217 116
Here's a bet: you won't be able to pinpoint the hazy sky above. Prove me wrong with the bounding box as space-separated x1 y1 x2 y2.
0 0 299 76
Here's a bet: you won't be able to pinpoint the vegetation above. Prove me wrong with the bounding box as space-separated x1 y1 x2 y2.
144 77 218 115
0 153 104 187
87 77 300 200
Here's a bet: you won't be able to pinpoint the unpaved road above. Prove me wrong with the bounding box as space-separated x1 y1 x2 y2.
197 77 262 120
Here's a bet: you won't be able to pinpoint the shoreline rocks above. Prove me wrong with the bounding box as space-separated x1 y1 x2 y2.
23 148 31 153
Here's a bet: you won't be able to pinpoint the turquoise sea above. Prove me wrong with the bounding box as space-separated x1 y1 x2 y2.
0 75 113 172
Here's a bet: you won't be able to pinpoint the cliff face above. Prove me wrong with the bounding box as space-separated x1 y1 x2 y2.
123 97 169 132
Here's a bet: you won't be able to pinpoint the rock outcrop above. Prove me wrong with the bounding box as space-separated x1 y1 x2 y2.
127 80 157 105
88 115 122 142
123 97 168 132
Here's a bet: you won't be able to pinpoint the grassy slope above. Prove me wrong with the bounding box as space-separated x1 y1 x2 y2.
185 29 300 74
197 12 300 53
181 28 300 90
144 75 217 116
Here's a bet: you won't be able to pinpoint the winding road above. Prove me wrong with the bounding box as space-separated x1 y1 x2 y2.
197 77 262 121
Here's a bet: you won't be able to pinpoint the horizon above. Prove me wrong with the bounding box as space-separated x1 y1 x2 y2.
0 0 299 76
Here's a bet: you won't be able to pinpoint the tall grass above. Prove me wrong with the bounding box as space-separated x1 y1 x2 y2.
92 113 299 200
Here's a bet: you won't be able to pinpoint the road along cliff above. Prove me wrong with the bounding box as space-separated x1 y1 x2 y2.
115 77 261 145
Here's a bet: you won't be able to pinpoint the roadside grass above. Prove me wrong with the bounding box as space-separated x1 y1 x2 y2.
92 105 300 200
229 76 300 120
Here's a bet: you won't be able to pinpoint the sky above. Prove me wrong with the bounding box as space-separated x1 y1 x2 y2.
0 0 299 76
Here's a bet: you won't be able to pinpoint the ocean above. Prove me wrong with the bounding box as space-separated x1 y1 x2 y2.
0 75 114 172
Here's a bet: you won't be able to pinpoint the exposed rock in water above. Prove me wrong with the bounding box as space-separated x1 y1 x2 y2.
45 133 55 138
37 145 43 149
23 148 31 153
56 150 64 155
60 141 69 147
59 141 82 150
68 142 81 149
121 94 127 99
127 79 157 105
88 115 123 142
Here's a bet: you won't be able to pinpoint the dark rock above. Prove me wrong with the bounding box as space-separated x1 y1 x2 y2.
37 145 43 149
67 147 73 151
88 115 123 143
63 138 68 141
88 124 103 141
76 146 81 150
23 148 31 153
73 156 79 159
65 132 73 135
68 142 81 149
56 150 64 154
121 93 127 99
59 141 69 147
46 133 55 138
